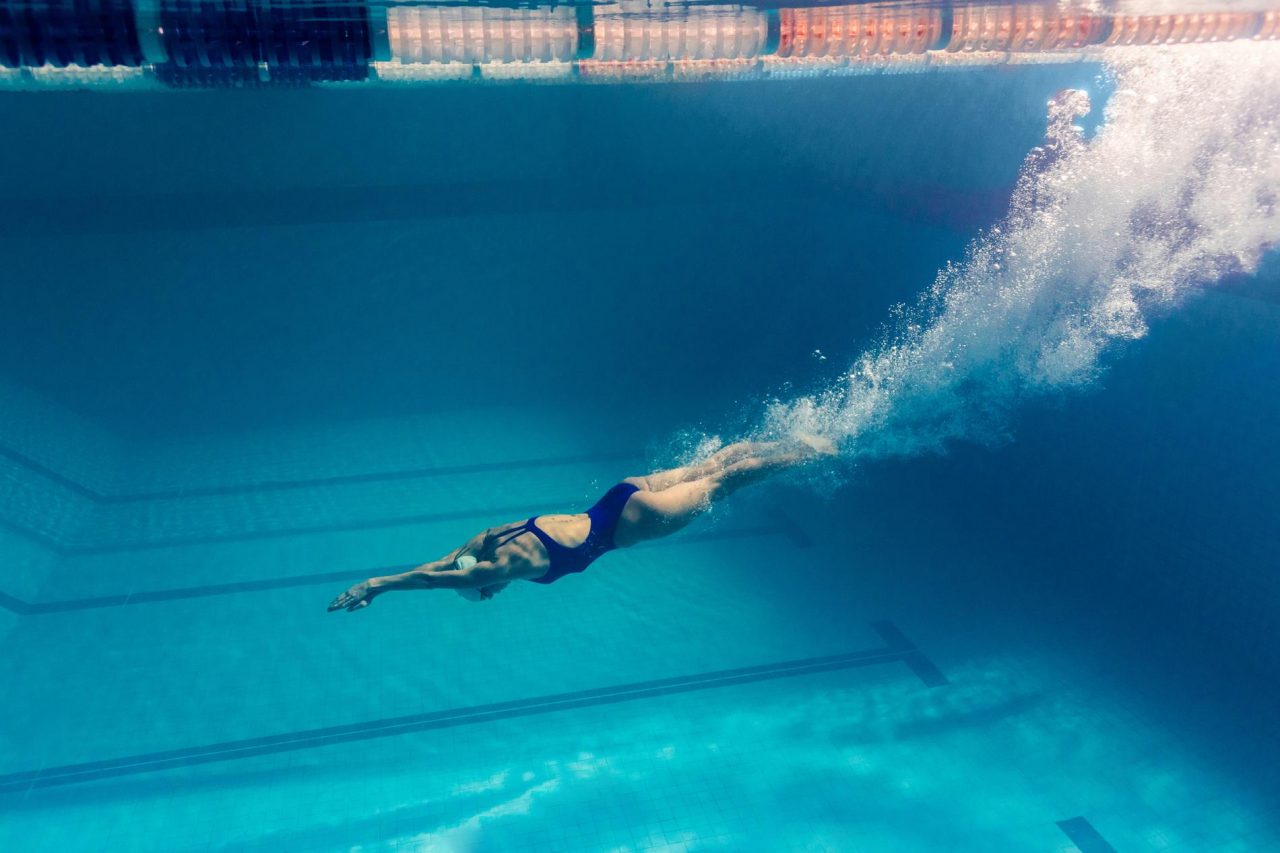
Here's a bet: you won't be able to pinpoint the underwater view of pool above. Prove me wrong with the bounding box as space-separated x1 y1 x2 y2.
1 3 1278 850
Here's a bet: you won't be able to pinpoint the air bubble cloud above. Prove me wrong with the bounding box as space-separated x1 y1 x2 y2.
762 43 1280 461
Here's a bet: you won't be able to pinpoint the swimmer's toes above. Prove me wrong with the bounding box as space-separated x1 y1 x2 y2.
797 433 838 457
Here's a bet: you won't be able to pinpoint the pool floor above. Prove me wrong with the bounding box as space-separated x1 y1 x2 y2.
1 397 1277 852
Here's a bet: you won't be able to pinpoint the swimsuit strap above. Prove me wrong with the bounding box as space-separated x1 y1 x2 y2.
491 518 574 558
524 518 575 559
491 520 536 550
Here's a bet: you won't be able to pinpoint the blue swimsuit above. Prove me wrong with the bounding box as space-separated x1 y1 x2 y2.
491 482 640 584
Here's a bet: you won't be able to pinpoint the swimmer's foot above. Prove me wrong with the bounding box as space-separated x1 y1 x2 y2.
795 433 838 458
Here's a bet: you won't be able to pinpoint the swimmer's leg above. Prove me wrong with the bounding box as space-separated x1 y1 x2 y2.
626 441 778 492
617 440 830 545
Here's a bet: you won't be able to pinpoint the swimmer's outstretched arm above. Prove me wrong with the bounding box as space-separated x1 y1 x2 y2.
327 558 512 613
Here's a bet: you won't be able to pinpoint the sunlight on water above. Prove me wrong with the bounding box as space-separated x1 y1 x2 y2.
760 42 1280 461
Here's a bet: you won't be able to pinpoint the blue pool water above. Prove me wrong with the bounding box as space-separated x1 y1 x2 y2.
1 53 1279 852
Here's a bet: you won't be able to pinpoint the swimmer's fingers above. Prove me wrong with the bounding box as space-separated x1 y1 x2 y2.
328 581 373 613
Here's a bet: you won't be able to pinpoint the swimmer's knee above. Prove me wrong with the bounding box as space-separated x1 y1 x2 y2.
712 457 765 487
623 475 652 492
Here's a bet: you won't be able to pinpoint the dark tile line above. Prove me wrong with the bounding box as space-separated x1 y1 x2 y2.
868 619 918 651
0 444 103 501
0 444 823 558
0 515 69 555
0 624 944 793
870 620 951 687
899 652 951 688
2 522 800 615
1056 817 1118 853
0 448 638 554
3 655 902 791
0 647 900 784
20 594 129 615
0 499 517 558
0 440 641 505
61 501 579 555
101 451 646 504
0 589 31 615
63 500 796 556
4 502 558 558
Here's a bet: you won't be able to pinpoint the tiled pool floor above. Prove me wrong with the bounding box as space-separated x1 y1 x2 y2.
1 413 1277 851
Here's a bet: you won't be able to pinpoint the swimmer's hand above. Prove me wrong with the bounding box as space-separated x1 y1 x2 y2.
456 582 510 603
328 580 379 613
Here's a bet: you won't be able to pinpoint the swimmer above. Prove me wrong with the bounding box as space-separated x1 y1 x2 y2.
327 436 835 612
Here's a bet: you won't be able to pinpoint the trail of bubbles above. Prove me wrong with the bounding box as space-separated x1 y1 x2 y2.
762 43 1280 460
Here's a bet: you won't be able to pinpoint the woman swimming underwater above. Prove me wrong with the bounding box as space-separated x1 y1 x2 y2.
327 437 834 612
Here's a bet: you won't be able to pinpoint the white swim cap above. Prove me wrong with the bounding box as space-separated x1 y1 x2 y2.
454 555 482 601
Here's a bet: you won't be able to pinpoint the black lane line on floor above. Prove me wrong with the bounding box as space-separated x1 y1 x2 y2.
870 619 951 687
1 521 806 615
0 589 30 615
0 623 946 794
62 500 598 555
0 444 101 501
10 494 631 557
0 443 642 505
61 489 820 556
0 515 67 554
0 448 646 553
1056 817 1118 853
101 451 647 504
